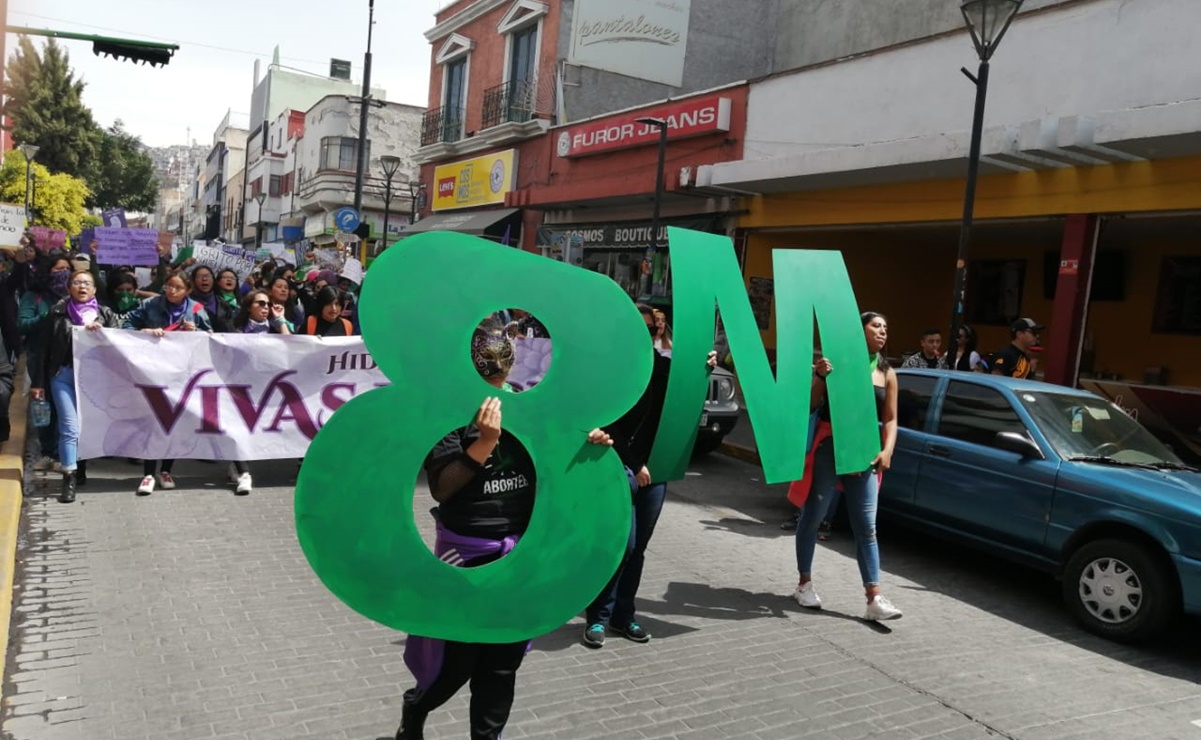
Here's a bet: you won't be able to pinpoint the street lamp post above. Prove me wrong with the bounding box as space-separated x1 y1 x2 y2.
635 117 669 298
254 192 267 250
352 0 376 214
378 155 402 254
17 143 40 223
947 0 1023 363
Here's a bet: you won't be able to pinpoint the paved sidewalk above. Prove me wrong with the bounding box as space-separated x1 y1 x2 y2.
4 455 1201 740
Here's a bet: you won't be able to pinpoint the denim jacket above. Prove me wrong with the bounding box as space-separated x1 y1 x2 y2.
121 296 213 332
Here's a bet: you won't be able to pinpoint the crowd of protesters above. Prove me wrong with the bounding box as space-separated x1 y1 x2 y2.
4 231 363 504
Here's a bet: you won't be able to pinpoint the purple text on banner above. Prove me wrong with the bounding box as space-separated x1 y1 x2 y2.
95 227 161 266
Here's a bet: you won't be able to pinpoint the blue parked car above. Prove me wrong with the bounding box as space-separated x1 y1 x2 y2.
881 370 1201 642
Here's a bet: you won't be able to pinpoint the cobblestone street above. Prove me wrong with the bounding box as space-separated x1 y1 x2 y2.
4 454 1201 740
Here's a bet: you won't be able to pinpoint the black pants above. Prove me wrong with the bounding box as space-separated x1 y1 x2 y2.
403 639 527 739
143 459 175 476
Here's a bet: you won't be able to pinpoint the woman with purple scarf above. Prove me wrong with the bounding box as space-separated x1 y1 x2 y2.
30 270 120 503
395 319 612 740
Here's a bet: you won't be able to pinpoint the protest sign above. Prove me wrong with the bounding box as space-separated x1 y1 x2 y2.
75 331 387 461
222 243 245 257
296 230 649 643
0 204 25 248
101 208 127 228
79 228 96 254
134 267 153 288
193 244 255 281
30 226 67 252
294 228 878 643
95 227 160 265
340 257 363 285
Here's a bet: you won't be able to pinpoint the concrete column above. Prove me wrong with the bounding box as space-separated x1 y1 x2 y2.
1043 214 1101 387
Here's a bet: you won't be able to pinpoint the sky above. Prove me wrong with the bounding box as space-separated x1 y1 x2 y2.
7 0 448 148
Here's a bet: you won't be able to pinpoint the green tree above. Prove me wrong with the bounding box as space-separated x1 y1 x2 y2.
3 37 98 179
0 150 92 234
88 120 159 212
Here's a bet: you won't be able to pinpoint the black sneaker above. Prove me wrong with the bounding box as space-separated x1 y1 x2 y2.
780 512 799 531
611 621 650 643
581 622 606 649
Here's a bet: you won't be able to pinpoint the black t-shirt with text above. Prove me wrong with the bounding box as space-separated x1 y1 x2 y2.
991 343 1032 379
425 426 536 539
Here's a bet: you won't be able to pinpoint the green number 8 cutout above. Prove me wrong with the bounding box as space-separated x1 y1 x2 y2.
295 231 653 643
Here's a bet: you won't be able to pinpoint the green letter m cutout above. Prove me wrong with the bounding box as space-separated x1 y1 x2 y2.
648 227 881 484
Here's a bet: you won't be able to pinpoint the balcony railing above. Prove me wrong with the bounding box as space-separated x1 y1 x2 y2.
481 79 537 130
420 105 464 147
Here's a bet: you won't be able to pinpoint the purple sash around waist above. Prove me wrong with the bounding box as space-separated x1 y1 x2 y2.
403 512 527 690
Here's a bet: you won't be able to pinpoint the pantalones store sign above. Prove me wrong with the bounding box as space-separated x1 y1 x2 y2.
569 0 693 87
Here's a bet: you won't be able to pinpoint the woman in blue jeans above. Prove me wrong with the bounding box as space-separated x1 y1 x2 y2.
793 312 902 621
582 303 717 648
30 270 120 503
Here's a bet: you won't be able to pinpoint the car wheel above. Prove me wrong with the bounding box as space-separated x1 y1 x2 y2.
1062 538 1177 643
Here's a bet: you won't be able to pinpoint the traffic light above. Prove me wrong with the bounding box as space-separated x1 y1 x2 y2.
93 40 175 67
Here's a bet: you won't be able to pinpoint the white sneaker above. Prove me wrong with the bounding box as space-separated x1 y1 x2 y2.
158 472 176 490
864 595 903 621
792 582 822 610
235 472 252 496
137 476 156 495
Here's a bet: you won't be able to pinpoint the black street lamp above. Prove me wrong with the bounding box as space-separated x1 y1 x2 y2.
254 192 267 250
635 117 669 256
948 0 1023 362
352 0 376 215
379 155 402 253
17 143 39 223
408 181 426 225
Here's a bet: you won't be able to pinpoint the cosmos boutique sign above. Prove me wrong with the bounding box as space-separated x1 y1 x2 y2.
569 0 693 87
556 95 732 159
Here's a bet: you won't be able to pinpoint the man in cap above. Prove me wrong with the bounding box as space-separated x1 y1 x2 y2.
990 318 1043 379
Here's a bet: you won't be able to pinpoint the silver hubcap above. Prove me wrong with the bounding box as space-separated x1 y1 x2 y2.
1078 557 1142 625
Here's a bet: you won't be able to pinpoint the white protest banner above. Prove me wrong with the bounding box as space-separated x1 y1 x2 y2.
0 203 25 248
340 257 364 285
193 244 256 281
75 330 387 461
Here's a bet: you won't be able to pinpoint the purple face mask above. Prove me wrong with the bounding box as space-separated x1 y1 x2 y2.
50 270 71 296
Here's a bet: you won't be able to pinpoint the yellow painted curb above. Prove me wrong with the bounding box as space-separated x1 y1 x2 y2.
0 364 28 696
719 439 760 466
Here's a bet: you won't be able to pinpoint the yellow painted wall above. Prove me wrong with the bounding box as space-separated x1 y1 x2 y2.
746 155 1201 229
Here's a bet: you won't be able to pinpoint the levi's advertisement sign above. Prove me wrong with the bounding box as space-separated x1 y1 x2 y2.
556 96 732 158
431 149 518 212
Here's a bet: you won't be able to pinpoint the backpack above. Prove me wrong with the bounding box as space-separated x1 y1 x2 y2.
306 316 352 336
